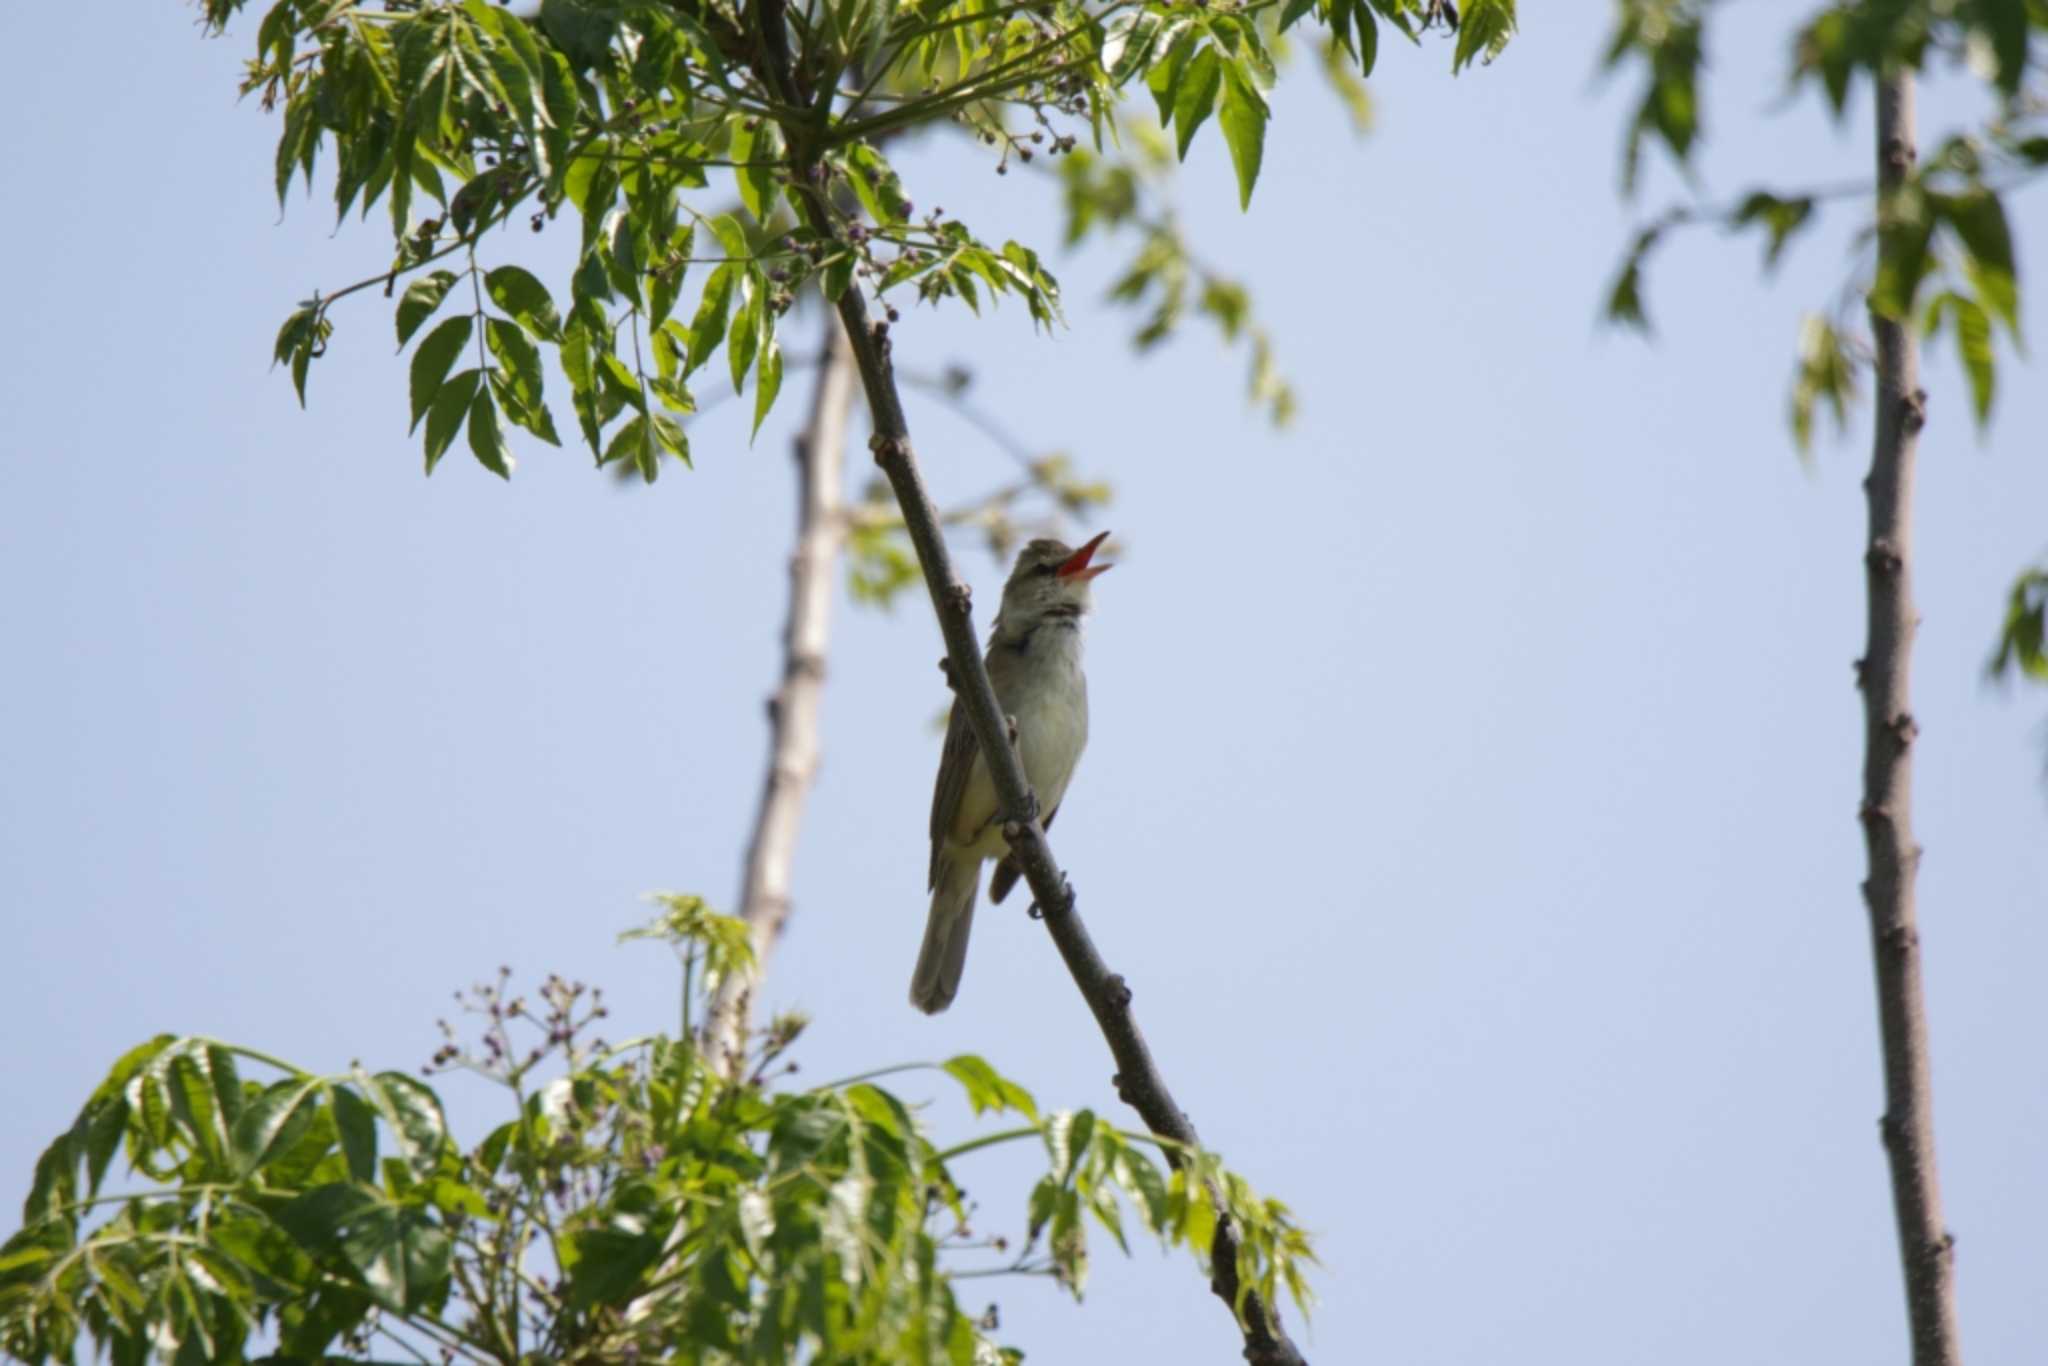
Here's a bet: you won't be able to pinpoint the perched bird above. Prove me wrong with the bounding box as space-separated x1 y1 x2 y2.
910 531 1112 1013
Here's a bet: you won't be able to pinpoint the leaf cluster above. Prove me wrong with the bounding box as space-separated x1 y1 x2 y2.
3 909 1314 1364
201 0 1512 478
1602 0 2045 446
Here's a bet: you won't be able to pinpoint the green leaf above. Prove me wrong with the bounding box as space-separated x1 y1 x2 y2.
687 264 737 376
820 251 855 304
1731 192 1815 272
1948 291 1995 425
564 1227 666 1310
231 1079 323 1178
1788 314 1855 455
730 118 782 223
942 1055 1038 1119
278 1184 451 1314
486 318 545 409
409 316 475 432
1871 188 1936 320
1217 64 1268 209
467 386 513 478
1347 0 1380 77
396 270 460 347
845 144 912 226
358 1071 449 1174
752 318 782 439
1173 47 1223 161
603 414 651 477
1452 0 1517 73
484 265 562 340
1936 189 2019 336
651 414 690 469
1146 27 1196 128
728 275 760 392
423 368 482 474
540 0 620 68
331 1086 378 1185
649 224 695 328
1988 569 2048 682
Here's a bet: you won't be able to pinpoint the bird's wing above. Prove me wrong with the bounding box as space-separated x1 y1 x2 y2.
928 698 980 889
987 804 1056 905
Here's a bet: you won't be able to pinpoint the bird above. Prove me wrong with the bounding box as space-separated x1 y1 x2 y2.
910 531 1112 1013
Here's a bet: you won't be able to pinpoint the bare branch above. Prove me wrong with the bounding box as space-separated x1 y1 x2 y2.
704 310 861 1070
1862 66 1961 1366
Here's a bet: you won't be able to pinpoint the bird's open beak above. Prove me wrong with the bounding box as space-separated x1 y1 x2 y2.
1054 530 1113 581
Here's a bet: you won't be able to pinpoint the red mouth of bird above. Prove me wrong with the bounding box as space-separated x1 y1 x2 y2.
1054 530 1113 581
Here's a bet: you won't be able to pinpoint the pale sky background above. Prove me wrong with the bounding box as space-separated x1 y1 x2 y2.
4 6 2046 1364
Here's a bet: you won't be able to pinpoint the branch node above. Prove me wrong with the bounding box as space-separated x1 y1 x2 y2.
1104 973 1132 1009
938 656 958 690
1866 539 1903 575
868 432 909 465
1852 657 1868 689
1888 711 1919 748
943 582 972 616
1858 801 1891 827
1901 386 1928 433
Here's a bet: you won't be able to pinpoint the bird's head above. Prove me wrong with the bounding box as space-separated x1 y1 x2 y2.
994 530 1112 633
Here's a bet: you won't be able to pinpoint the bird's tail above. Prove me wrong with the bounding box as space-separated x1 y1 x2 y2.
910 855 981 1014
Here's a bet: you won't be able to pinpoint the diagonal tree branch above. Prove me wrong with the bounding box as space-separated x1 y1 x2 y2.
741 7 1304 1359
1862 66 1961 1366
848 286 1303 1366
705 310 861 1069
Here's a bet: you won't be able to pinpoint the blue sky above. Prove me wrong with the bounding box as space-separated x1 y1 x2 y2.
4 5 2046 1363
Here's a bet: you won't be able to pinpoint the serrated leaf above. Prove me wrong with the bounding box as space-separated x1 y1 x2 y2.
484 265 561 340
467 386 513 478
396 271 461 347
752 323 782 439
688 264 737 376
486 318 545 408
649 224 695 328
409 316 475 432
1218 64 1267 209
1938 190 2019 336
845 144 912 226
423 368 482 474
1949 291 1995 425
1452 0 1516 73
1173 47 1222 161
728 275 760 391
730 118 782 222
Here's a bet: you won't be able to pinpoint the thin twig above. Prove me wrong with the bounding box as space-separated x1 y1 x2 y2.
1862 65 1961 1366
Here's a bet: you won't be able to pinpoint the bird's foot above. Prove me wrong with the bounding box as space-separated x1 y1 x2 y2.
1026 873 1073 920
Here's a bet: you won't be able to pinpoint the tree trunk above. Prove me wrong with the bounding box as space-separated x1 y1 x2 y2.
1862 65 1961 1366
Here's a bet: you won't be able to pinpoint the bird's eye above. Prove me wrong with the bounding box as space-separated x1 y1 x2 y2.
1035 562 1059 577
